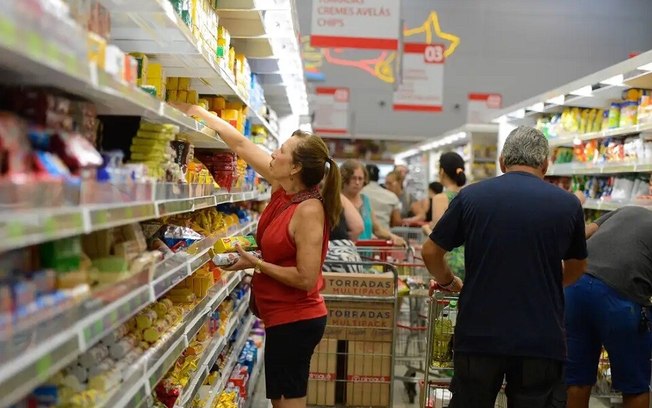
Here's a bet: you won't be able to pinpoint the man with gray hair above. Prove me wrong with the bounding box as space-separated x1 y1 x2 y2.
422 126 587 408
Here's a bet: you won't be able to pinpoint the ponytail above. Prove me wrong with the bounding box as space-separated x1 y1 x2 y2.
322 157 342 228
290 130 342 228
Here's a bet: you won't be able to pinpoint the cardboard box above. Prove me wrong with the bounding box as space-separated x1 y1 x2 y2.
326 300 394 329
346 341 392 407
322 272 394 297
307 338 337 406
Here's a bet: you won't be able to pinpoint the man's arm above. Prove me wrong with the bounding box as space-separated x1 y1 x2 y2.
563 205 589 287
422 240 463 291
562 258 587 287
585 222 599 239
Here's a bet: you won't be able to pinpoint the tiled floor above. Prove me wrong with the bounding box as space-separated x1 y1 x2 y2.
249 368 616 408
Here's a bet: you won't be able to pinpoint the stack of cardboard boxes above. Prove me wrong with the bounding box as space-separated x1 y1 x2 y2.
308 272 395 406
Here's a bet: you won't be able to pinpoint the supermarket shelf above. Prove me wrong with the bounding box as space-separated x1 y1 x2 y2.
175 291 251 407
0 189 267 253
0 213 256 408
547 161 652 176
200 314 257 408
583 198 652 212
103 270 245 408
0 10 226 150
548 122 652 147
97 0 279 144
473 157 498 163
215 0 273 59
244 344 265 408
491 50 652 124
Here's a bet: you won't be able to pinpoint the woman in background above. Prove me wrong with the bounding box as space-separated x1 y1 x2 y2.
323 194 365 273
422 152 467 280
402 181 444 225
340 159 405 245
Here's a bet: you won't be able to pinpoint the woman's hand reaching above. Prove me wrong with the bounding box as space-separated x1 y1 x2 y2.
221 243 260 272
169 102 205 118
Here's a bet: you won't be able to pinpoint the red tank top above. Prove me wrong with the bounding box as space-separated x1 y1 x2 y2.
253 187 329 327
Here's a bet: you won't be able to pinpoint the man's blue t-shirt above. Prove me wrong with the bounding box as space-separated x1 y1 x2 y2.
430 171 587 361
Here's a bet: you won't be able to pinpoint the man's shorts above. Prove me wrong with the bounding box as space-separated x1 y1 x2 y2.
565 274 652 395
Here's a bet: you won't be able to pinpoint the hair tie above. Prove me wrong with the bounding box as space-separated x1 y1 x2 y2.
456 168 464 175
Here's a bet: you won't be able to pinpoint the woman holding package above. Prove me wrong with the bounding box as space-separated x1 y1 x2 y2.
173 103 340 408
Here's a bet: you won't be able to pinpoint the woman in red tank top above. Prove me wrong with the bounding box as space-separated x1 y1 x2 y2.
173 103 341 408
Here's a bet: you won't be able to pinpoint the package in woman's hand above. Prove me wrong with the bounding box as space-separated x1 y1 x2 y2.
212 250 261 266
213 235 257 253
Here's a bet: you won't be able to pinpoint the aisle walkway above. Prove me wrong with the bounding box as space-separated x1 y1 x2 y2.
249 369 613 407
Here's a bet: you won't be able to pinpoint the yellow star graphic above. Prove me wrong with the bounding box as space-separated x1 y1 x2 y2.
375 11 461 83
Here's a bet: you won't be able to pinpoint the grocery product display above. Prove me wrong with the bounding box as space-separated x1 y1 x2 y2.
493 51 652 220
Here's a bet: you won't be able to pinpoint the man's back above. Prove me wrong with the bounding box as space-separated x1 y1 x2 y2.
587 206 652 305
361 182 400 229
432 171 586 360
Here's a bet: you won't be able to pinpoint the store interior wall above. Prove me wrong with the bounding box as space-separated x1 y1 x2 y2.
298 0 652 141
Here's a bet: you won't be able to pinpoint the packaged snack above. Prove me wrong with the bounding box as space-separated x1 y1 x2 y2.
212 250 261 267
608 103 621 129
619 100 638 127
213 236 257 253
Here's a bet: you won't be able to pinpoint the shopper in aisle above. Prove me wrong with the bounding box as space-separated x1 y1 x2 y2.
423 182 444 222
421 152 468 280
394 164 409 180
421 152 467 236
323 193 365 273
361 164 403 229
402 182 444 224
340 159 406 245
422 126 587 408
565 206 652 408
172 103 339 408
384 170 419 219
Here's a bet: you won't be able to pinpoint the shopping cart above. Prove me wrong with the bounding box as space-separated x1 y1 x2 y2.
422 282 508 408
309 260 398 407
353 240 435 404
391 225 428 252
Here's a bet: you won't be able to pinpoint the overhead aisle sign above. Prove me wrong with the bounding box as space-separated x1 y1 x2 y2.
393 43 445 112
467 93 503 123
313 87 350 136
310 0 400 50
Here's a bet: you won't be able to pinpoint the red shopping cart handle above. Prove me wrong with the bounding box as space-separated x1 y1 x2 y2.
355 239 394 247
429 279 455 297
401 220 428 227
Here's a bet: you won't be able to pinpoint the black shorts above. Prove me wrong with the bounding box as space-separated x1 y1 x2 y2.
265 316 327 400
449 353 566 408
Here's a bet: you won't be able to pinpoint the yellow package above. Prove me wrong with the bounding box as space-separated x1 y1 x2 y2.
178 77 191 90
167 76 179 91
166 90 178 102
213 236 257 253
146 63 163 80
140 122 180 133
198 98 210 110
178 90 188 103
187 90 198 105
212 97 226 111
87 32 107 70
